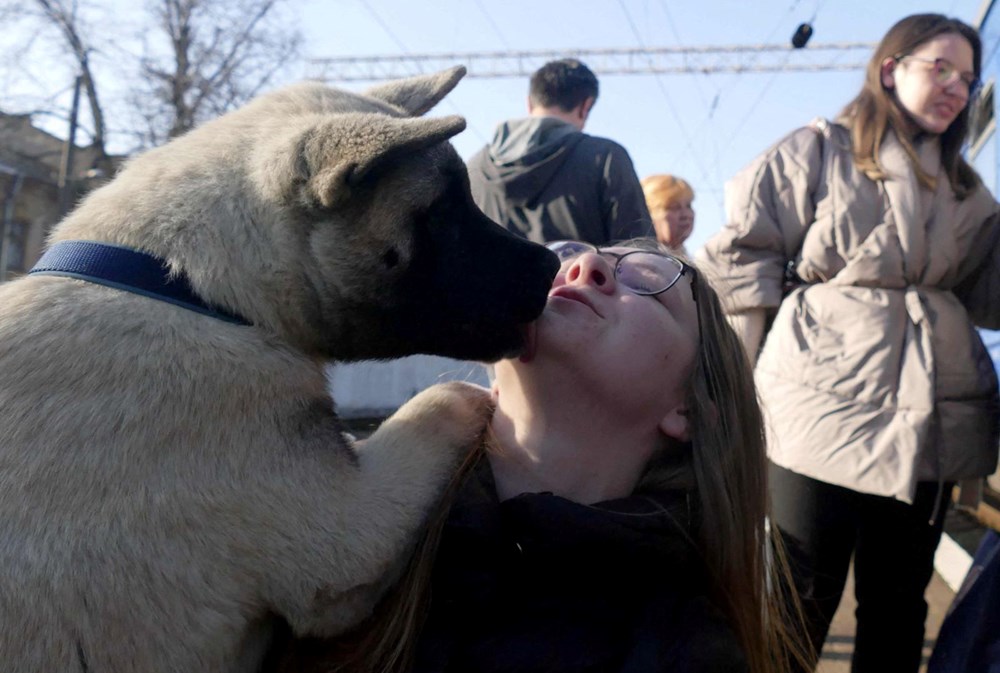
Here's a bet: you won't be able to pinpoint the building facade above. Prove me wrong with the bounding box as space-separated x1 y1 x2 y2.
0 112 113 282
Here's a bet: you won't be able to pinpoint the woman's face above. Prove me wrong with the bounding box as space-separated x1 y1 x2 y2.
498 246 701 437
652 200 695 248
882 32 976 135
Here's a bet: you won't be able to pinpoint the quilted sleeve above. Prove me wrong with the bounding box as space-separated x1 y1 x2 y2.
698 125 825 314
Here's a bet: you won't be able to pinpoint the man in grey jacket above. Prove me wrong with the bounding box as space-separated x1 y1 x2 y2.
467 59 652 244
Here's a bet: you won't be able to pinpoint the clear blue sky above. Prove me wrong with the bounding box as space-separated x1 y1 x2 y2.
297 0 986 252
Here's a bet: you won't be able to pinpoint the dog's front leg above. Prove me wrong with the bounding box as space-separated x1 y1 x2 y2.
268 381 491 638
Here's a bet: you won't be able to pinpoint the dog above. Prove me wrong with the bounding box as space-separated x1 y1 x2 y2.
0 66 558 672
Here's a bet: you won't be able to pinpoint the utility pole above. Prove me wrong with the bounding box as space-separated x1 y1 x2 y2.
58 71 83 216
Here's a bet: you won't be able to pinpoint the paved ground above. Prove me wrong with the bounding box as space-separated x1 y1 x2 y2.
816 567 955 672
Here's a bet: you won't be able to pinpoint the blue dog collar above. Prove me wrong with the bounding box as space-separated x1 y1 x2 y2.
29 240 251 326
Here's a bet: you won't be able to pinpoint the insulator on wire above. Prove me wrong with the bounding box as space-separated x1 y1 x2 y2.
792 23 813 49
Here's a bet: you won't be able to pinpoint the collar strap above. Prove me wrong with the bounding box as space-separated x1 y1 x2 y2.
29 240 251 326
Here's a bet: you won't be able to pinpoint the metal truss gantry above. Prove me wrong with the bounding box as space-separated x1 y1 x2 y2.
308 42 876 82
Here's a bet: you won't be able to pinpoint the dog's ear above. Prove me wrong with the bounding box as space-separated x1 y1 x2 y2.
363 66 466 117
301 112 466 209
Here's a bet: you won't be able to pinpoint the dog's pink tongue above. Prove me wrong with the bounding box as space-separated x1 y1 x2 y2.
518 322 537 363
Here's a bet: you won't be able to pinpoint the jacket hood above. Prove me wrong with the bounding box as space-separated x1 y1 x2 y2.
473 116 586 206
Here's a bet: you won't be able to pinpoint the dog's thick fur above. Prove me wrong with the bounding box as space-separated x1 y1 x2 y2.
0 68 557 672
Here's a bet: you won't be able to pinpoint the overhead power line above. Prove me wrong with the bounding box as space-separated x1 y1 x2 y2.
308 43 875 82
613 0 714 191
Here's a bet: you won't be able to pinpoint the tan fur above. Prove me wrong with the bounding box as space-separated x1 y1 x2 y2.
0 67 555 672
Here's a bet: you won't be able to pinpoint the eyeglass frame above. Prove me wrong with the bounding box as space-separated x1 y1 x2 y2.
895 54 982 98
545 240 698 303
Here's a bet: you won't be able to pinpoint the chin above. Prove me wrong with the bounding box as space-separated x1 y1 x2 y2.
917 116 954 135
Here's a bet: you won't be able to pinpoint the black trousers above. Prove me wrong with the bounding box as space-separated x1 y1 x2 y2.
769 463 952 673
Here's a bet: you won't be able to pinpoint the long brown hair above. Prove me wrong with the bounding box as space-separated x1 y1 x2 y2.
839 13 982 199
316 244 811 673
678 255 812 673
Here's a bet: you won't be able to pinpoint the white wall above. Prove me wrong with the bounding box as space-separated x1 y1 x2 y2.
327 355 490 418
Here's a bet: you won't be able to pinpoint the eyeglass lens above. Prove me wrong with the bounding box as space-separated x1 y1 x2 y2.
931 58 979 93
615 252 683 294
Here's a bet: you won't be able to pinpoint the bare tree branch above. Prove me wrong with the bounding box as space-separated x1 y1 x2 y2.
32 0 108 160
0 0 302 151
136 0 301 144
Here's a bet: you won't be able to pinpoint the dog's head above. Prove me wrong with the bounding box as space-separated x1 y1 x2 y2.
52 68 558 363
247 68 559 362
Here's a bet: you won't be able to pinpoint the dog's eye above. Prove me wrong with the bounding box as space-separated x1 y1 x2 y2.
381 248 400 269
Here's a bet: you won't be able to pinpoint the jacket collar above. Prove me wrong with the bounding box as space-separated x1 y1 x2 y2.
444 458 699 573
878 129 942 281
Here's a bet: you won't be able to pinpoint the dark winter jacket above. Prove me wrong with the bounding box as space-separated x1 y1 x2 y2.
467 117 652 244
412 462 748 673
928 530 1000 673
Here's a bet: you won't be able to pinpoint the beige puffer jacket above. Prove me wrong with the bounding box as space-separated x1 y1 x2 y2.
700 120 1000 503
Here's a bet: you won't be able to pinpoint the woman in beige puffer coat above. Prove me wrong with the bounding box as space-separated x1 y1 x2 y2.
699 14 1000 673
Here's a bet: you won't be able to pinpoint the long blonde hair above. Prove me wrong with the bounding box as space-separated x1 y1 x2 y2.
839 13 982 199
302 244 812 673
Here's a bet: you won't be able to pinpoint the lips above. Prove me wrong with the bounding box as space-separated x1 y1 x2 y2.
548 286 602 316
935 101 958 117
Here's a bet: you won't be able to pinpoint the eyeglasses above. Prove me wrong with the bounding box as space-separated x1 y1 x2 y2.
546 240 695 298
898 55 981 98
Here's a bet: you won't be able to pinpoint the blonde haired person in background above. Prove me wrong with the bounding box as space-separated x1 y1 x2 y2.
641 174 696 255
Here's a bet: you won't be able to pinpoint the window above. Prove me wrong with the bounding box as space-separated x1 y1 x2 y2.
969 80 997 197
970 81 995 146
2 220 27 274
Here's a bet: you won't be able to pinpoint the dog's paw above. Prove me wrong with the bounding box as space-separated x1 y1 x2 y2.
356 382 493 478
390 381 493 447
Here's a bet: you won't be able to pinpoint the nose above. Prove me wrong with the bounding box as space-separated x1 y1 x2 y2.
562 252 616 294
944 77 970 102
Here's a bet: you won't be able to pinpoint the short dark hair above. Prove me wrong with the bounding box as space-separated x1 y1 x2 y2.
528 59 599 112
